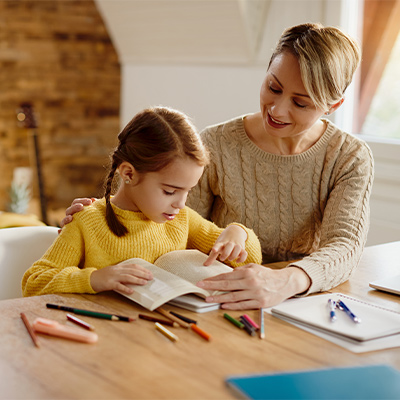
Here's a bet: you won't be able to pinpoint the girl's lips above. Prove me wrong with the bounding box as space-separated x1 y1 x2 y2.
163 213 177 221
267 113 289 129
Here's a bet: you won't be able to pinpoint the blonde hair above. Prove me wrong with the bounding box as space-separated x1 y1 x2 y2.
104 106 209 237
269 23 361 110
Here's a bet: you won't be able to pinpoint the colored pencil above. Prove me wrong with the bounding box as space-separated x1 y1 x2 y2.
20 312 40 348
259 308 265 339
242 314 260 330
67 314 95 330
239 316 256 336
223 313 244 329
46 303 134 322
155 307 189 328
139 314 179 327
155 322 179 342
190 323 212 341
170 311 197 325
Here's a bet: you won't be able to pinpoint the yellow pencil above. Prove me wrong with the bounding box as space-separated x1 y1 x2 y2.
155 322 179 342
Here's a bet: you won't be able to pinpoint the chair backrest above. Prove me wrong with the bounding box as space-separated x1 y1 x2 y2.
0 226 59 300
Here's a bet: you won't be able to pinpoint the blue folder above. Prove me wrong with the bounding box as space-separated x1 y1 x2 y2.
225 364 400 400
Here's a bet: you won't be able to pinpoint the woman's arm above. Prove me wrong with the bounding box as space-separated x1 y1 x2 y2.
196 140 374 309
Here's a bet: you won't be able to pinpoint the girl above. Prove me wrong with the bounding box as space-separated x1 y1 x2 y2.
22 107 261 297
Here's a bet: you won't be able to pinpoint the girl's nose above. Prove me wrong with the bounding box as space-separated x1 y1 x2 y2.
172 194 187 210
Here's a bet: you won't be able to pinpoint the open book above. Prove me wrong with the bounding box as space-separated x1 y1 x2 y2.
271 293 400 343
116 249 233 312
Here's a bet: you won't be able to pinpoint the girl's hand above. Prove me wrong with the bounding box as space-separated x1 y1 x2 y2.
204 225 248 266
90 262 153 294
196 264 311 309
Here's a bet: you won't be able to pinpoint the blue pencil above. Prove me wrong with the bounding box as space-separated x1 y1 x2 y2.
259 308 265 339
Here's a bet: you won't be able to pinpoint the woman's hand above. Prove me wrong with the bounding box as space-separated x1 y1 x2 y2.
204 225 248 266
196 264 311 309
60 198 96 228
90 261 153 294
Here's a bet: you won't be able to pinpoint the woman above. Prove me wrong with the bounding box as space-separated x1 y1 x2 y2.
62 23 374 310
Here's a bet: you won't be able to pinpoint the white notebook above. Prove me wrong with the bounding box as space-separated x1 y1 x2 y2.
271 293 400 343
369 274 400 296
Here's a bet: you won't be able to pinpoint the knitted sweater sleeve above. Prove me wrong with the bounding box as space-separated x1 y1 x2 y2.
185 207 262 267
289 140 374 294
21 221 96 297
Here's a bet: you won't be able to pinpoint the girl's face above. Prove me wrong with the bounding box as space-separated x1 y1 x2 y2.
259 51 327 139
119 157 204 223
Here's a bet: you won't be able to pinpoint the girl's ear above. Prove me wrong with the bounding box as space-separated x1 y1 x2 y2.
118 162 138 184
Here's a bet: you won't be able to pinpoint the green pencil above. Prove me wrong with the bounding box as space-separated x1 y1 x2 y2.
223 313 245 329
46 303 134 322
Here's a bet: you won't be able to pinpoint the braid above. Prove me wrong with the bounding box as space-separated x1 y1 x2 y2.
104 158 128 237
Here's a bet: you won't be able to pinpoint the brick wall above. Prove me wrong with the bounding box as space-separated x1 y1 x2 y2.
0 0 120 225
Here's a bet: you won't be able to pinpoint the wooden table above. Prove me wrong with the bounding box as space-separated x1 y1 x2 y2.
1 242 400 399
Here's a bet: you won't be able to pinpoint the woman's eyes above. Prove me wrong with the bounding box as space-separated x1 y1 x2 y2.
269 85 281 94
163 190 175 196
293 100 307 108
269 85 308 109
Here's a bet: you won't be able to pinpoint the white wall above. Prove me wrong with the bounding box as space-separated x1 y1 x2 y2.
365 139 400 246
121 64 265 131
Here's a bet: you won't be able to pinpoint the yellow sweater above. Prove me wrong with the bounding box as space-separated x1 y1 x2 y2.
22 199 262 296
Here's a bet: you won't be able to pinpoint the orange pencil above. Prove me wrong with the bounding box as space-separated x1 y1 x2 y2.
190 323 212 341
20 312 40 348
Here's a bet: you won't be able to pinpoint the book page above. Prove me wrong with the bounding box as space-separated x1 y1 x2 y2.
154 249 233 294
116 258 210 311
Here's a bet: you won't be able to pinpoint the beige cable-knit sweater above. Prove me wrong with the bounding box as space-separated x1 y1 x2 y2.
187 116 374 294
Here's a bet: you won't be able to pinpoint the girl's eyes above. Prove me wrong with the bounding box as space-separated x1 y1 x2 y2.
163 190 175 196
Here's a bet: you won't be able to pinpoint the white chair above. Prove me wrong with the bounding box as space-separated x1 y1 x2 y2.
0 226 59 300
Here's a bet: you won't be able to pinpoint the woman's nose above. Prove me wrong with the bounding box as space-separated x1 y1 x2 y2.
270 98 287 119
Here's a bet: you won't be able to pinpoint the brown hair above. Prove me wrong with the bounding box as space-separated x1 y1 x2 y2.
104 106 209 237
269 23 361 110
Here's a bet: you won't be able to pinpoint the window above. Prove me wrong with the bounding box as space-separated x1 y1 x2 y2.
361 32 400 139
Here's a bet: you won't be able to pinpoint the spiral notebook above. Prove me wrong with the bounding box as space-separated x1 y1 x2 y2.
271 293 400 343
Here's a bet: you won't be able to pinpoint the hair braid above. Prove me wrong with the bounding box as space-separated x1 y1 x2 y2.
105 157 128 237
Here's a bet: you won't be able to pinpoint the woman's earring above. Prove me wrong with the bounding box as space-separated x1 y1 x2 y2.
125 179 130 184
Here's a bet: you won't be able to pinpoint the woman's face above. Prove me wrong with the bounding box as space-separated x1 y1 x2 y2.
259 51 327 139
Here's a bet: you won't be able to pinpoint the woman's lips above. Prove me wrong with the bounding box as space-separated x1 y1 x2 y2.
267 113 289 129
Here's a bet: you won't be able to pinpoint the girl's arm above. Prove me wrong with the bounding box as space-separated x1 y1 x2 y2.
22 223 153 297
21 232 95 297
186 207 262 267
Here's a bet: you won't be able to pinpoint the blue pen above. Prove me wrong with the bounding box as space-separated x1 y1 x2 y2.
327 299 337 322
337 300 361 323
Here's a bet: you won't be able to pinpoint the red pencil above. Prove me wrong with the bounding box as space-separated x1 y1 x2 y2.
20 312 40 348
67 314 95 330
